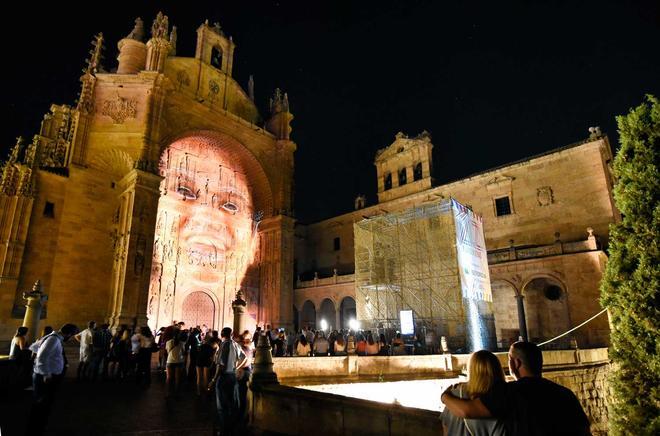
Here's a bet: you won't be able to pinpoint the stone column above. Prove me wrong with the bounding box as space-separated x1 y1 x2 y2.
335 306 341 331
108 169 162 328
515 294 529 342
232 290 247 336
22 280 48 343
257 215 295 330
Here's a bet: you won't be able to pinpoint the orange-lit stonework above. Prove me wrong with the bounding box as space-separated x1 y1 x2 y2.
148 138 258 331
0 15 296 336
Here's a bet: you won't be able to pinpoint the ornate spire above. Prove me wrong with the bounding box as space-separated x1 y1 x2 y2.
77 34 104 114
8 137 23 164
169 26 178 55
151 12 169 39
126 17 145 41
248 75 255 101
84 33 105 75
269 88 290 115
24 135 40 168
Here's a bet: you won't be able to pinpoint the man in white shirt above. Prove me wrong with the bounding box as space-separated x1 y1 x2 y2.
74 320 95 380
211 327 246 436
27 323 78 435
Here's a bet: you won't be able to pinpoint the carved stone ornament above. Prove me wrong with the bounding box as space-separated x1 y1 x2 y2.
537 186 554 206
101 94 138 124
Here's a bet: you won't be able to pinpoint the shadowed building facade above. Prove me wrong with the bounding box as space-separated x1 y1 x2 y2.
0 14 295 337
294 130 616 349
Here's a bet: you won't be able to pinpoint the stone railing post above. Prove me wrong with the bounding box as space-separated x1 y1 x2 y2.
250 333 279 386
22 280 48 343
232 289 247 335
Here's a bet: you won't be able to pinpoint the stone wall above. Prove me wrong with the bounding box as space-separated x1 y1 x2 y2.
258 348 610 435
544 363 610 435
297 137 617 276
249 383 443 436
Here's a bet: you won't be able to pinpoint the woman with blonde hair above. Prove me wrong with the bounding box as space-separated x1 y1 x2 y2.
440 350 506 436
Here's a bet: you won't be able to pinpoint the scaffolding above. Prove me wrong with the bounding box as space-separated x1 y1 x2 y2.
354 199 495 351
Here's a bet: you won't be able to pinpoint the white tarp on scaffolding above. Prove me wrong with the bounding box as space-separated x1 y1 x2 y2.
354 199 496 352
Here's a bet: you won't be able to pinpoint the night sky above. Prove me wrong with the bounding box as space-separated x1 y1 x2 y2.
1 1 658 223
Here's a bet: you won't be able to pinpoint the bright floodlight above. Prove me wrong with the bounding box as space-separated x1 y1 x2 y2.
349 319 360 331
320 319 328 331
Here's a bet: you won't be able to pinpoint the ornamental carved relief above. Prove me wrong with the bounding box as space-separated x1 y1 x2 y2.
101 93 138 124
537 186 554 206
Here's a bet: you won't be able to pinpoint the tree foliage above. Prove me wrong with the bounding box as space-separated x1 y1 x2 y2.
600 95 660 435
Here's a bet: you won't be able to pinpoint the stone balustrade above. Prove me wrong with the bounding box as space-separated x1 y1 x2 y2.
250 348 610 435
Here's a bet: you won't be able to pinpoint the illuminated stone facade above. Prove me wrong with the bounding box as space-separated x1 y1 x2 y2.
295 132 616 349
0 13 616 350
0 14 295 336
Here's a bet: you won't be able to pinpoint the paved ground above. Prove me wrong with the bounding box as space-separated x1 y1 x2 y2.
0 352 219 435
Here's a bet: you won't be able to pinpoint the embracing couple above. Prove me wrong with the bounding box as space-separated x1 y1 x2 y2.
441 341 591 436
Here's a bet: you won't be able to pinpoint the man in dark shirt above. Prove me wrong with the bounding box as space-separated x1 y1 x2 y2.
441 341 591 436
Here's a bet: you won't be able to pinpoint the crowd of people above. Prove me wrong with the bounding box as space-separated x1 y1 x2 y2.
252 325 413 357
7 322 591 435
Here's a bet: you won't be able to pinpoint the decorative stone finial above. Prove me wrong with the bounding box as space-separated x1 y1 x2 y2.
126 17 145 41
212 22 223 35
169 26 178 55
23 279 46 301
9 137 23 163
250 333 279 386
24 136 40 167
248 75 255 101
151 12 169 39
233 289 246 306
588 126 602 139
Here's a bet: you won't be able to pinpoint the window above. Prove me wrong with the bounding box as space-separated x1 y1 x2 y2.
398 168 407 186
495 196 512 216
544 285 562 301
384 173 392 191
333 237 341 251
413 162 423 181
43 201 55 218
211 47 223 69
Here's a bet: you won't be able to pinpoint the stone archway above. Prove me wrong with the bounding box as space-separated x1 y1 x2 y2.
340 296 356 329
181 291 215 329
318 298 336 330
491 280 520 349
301 300 316 330
523 276 571 348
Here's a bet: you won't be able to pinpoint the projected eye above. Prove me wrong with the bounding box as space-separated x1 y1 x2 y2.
221 201 239 214
177 185 197 200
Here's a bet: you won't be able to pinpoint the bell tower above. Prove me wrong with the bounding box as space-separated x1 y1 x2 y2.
196 20 235 76
375 131 434 203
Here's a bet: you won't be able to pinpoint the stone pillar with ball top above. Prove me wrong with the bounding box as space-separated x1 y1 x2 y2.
23 280 48 343
232 289 247 335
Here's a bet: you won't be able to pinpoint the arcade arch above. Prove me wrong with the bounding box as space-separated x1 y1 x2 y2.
318 298 336 330
522 276 571 348
339 296 356 329
301 300 316 329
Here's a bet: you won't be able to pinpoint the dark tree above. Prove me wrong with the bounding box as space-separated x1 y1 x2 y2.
600 95 659 435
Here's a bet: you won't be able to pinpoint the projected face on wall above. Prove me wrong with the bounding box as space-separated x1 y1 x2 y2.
147 139 257 330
